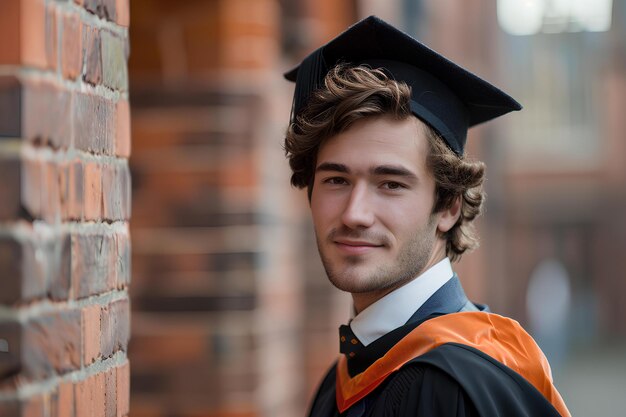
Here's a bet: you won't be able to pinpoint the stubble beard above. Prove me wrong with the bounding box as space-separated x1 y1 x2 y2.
316 217 438 294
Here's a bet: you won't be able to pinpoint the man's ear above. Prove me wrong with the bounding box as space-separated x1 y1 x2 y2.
437 196 462 233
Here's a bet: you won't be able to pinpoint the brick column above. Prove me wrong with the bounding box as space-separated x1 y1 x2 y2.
0 1 131 416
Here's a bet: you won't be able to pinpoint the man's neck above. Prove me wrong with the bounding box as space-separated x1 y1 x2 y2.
348 257 455 347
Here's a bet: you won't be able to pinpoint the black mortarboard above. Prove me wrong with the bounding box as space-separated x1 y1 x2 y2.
284 16 521 155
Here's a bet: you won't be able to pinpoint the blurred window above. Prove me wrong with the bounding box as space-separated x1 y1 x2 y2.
495 0 616 172
497 0 613 35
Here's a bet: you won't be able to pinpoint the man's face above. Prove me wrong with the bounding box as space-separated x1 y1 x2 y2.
310 115 448 303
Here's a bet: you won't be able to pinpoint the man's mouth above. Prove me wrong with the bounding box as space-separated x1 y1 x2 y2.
333 239 383 255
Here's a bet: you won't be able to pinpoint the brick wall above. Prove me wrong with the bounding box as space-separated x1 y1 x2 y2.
0 1 131 416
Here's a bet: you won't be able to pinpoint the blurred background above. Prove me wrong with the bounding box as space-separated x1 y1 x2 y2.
127 0 626 416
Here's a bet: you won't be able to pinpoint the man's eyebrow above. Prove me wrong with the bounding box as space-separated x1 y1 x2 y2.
371 165 418 180
315 162 350 173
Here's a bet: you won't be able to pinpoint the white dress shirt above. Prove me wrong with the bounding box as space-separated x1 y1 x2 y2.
350 258 454 346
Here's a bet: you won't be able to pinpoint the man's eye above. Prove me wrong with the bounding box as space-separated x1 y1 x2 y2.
324 177 347 185
383 181 404 190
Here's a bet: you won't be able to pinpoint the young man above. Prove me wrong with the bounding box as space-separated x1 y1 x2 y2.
284 16 571 417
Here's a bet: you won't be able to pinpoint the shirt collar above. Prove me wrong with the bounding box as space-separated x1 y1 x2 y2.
349 258 454 346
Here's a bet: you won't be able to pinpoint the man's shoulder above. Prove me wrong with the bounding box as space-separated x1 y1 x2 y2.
400 341 564 416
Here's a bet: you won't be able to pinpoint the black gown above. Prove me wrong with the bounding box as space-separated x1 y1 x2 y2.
306 277 570 417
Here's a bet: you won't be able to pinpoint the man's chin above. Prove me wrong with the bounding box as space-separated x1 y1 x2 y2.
326 270 386 294
328 279 372 294
319 252 390 292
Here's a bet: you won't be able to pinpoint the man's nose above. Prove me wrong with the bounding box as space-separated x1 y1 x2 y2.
340 184 375 229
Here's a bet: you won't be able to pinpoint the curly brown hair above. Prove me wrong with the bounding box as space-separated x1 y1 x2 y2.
284 64 486 261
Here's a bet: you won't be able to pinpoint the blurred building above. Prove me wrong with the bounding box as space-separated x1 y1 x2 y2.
495 0 626 342
128 1 626 417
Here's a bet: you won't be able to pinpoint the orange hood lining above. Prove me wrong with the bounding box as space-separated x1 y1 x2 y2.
335 311 570 417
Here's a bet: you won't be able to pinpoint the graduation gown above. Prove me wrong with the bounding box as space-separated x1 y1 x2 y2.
307 277 571 417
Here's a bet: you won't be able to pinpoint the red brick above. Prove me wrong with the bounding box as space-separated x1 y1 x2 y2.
0 0 60 69
0 156 21 221
21 156 43 219
45 2 58 71
115 0 129 27
0 237 22 304
116 362 129 417
0 75 23 137
49 233 72 301
76 373 106 417
56 381 75 417
72 233 112 298
119 163 131 220
101 31 127 91
105 367 117 417
20 239 46 301
101 164 119 220
21 79 46 144
21 80 43 144
50 89 73 149
66 159 84 220
0 0 21 64
0 236 48 304
115 100 131 157
61 12 83 80
21 395 45 417
42 160 61 223
82 304 101 365
102 163 131 221
100 298 130 358
22 80 72 149
22 310 81 380
21 0 48 69
0 321 22 383
59 160 70 219
94 373 108 417
114 231 130 288
83 25 103 85
0 232 72 304
74 93 114 154
83 161 102 220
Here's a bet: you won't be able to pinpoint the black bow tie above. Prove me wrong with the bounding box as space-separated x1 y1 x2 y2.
339 324 364 357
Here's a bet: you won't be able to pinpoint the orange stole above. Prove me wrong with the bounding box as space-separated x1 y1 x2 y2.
336 312 571 417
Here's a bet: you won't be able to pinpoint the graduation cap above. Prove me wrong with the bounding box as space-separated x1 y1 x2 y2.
284 16 521 155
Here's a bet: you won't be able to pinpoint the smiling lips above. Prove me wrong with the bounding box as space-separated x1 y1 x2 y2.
334 239 383 255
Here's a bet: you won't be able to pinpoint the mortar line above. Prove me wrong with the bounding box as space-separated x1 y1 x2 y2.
20 142 131 165
57 1 128 38
0 351 129 401
18 67 129 101
0 289 130 323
